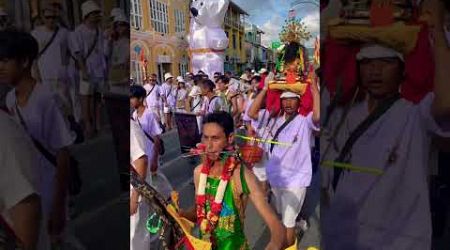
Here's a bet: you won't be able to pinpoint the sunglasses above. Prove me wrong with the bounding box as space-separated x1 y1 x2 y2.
44 16 57 20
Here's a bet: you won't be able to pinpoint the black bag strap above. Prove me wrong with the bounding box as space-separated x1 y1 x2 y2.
146 85 156 97
15 104 57 166
85 28 99 60
270 113 298 153
190 98 202 112
332 93 401 190
37 26 60 58
207 96 218 111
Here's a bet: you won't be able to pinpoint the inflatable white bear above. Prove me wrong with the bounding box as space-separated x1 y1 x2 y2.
188 0 229 79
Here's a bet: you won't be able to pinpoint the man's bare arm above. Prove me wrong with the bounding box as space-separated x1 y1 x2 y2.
427 0 450 124
242 167 286 249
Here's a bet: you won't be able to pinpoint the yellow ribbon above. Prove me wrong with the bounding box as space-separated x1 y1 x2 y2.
235 135 292 147
322 160 384 176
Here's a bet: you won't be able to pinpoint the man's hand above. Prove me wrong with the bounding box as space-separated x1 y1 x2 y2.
264 72 275 90
265 241 285 250
150 160 158 174
130 193 139 216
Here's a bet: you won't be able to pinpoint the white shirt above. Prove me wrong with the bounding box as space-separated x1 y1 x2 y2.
0 110 50 250
255 112 319 188
132 109 162 164
144 84 161 108
176 89 188 108
321 92 450 249
6 83 75 215
130 119 147 166
70 24 106 78
31 25 70 82
189 85 203 112
0 110 39 221
109 37 129 66
161 82 175 107
201 95 227 114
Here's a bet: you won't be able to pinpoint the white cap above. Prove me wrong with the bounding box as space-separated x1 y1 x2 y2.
356 44 404 62
110 7 122 18
0 8 8 16
240 74 250 81
81 1 101 19
259 68 268 74
164 73 174 81
113 13 128 24
176 76 185 82
280 91 300 99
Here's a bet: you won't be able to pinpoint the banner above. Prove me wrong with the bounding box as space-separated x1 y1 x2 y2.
174 112 201 153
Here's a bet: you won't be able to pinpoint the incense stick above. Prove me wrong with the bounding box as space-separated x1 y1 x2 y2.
322 160 384 176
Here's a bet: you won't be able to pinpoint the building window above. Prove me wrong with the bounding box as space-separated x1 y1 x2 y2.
239 37 242 50
174 9 185 33
232 34 236 49
150 0 169 34
131 0 143 29
131 60 144 85
179 62 188 77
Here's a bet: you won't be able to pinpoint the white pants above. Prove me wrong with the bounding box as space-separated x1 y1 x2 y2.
272 187 307 228
130 200 154 250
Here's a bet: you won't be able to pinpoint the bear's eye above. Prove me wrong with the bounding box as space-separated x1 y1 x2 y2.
200 2 204 6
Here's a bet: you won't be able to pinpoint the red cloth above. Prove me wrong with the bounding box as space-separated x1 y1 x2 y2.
323 23 433 105
299 82 313 116
265 81 314 116
258 74 267 90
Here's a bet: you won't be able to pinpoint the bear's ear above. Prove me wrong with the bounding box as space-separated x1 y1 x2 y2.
213 0 230 22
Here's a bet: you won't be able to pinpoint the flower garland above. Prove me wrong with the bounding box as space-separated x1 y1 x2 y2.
196 154 237 240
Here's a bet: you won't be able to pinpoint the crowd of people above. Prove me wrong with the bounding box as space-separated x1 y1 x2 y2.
129 61 320 249
0 1 128 249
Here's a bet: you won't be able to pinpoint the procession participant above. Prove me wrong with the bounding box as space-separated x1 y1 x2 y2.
248 75 320 246
199 79 228 115
130 86 173 249
2 30 75 246
321 1 450 247
213 72 221 83
179 111 287 250
175 76 188 112
106 13 129 94
187 74 204 133
143 73 162 122
215 76 235 115
224 71 233 79
0 109 44 249
31 4 72 117
185 72 194 90
129 117 151 250
161 72 176 131
130 85 162 174
242 76 270 195
71 0 107 138
242 75 262 132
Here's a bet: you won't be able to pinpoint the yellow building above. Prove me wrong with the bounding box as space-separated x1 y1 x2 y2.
130 0 190 84
223 1 248 75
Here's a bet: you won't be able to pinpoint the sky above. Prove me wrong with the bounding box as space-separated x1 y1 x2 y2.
233 0 319 48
